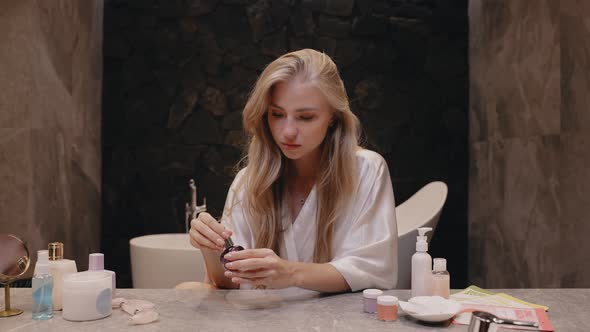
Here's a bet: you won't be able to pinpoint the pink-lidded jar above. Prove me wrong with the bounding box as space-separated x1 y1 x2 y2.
363 289 383 313
377 295 398 321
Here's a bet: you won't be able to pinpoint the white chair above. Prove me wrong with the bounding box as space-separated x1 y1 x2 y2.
395 181 448 289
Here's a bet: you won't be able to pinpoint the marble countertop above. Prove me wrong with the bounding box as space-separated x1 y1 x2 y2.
1 288 589 331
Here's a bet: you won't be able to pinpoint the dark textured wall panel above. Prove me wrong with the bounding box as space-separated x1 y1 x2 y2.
0 0 103 274
102 0 469 288
469 0 590 288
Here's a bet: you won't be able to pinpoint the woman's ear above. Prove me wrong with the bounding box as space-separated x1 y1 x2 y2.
329 113 336 127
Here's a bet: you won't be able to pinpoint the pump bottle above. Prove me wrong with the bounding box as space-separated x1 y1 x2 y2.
411 227 433 298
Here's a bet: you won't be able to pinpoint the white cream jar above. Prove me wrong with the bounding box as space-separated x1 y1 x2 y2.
62 271 112 321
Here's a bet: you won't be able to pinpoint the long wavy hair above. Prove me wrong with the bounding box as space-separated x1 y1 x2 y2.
237 49 360 263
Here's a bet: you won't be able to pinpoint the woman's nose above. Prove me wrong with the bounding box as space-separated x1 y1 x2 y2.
283 119 298 138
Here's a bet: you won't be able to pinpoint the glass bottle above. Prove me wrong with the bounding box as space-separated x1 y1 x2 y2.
32 250 53 320
431 258 450 299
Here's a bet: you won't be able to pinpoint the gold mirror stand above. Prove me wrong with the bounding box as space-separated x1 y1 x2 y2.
0 234 30 317
0 281 22 317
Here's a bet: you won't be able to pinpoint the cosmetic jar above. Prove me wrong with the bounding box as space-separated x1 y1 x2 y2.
362 289 383 313
62 271 112 321
377 295 398 321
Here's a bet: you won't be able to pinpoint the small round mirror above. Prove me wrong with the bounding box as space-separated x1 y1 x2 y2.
0 234 30 317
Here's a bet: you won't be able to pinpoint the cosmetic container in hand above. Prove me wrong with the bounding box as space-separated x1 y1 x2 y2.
217 219 244 268
220 238 244 267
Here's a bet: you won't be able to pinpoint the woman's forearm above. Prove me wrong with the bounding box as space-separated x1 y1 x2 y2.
201 248 238 289
290 262 350 293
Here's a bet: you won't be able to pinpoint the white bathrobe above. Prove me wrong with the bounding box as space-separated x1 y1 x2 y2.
220 149 398 291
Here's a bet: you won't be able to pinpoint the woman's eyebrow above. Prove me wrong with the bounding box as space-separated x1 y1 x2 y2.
270 103 319 112
295 107 319 112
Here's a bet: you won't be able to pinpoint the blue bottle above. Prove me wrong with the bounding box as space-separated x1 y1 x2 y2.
32 250 53 320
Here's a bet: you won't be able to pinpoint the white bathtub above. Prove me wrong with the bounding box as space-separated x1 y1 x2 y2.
129 234 206 288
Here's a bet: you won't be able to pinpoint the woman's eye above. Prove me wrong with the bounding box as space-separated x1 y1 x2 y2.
300 116 314 121
270 112 284 118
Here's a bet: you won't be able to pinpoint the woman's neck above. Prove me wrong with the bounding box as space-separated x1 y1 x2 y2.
289 148 321 181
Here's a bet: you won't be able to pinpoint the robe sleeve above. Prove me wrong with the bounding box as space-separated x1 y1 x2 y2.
328 152 398 291
219 169 255 250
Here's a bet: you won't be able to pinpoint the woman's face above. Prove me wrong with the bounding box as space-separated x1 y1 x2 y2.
267 79 334 161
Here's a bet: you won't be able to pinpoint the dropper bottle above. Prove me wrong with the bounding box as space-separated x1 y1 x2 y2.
219 233 244 267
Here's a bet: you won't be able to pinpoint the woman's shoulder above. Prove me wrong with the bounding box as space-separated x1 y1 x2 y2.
231 167 248 189
235 167 248 179
355 148 388 175
224 167 248 208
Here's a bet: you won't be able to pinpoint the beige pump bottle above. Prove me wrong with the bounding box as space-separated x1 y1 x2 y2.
47 242 78 310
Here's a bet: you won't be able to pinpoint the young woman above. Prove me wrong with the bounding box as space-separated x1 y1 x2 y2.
189 49 397 293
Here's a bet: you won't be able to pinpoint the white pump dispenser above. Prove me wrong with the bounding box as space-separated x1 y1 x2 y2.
411 227 433 298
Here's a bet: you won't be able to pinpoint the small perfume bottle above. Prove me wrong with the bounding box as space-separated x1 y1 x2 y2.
32 250 53 320
431 258 450 299
88 253 116 297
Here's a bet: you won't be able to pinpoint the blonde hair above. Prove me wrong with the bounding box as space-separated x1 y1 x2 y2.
238 49 360 263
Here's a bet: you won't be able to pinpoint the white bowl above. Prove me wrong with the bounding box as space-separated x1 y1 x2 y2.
399 296 462 322
130 233 205 288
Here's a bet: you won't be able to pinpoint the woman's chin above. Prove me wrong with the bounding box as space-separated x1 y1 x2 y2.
280 149 303 160
283 151 302 160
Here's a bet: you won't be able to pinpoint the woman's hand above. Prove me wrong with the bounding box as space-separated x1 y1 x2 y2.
189 212 233 252
222 249 295 289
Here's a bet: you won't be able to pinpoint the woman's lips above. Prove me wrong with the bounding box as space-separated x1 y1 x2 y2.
282 143 301 150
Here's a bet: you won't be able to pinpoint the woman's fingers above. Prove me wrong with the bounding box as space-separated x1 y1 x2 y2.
223 249 278 272
224 257 276 271
189 228 221 251
192 218 226 249
225 268 276 279
223 248 274 261
188 212 236 252
224 251 291 289
199 213 231 237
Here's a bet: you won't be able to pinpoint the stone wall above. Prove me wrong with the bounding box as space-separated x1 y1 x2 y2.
103 0 468 287
0 0 103 273
469 0 590 287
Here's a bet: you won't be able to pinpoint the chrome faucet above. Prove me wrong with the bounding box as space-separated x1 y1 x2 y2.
185 179 207 233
